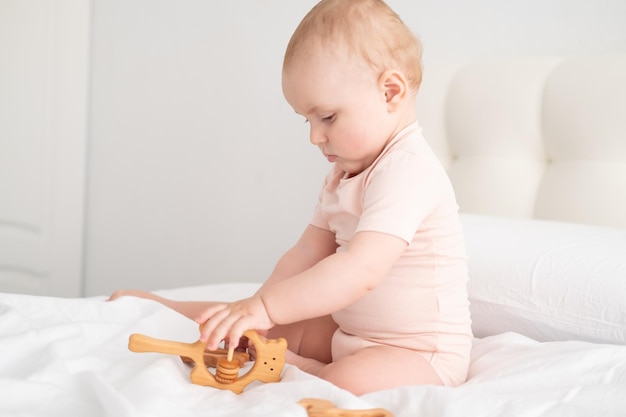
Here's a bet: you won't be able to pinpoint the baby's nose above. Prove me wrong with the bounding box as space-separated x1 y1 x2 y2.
309 128 327 145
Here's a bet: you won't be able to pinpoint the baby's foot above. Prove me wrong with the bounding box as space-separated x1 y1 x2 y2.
107 289 160 302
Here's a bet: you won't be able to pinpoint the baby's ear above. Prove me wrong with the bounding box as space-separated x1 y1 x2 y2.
380 70 408 111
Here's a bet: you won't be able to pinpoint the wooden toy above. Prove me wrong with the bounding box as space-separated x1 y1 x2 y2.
128 329 287 394
298 398 394 417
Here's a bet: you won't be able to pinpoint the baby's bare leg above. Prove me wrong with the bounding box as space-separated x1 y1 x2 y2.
266 315 337 364
318 345 443 395
108 289 222 321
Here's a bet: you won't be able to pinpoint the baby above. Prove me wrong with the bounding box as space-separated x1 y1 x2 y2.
110 0 472 395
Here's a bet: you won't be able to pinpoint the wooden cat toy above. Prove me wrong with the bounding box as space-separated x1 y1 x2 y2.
128 329 287 394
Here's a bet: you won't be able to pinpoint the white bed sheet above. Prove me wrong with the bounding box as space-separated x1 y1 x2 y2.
1 283 625 417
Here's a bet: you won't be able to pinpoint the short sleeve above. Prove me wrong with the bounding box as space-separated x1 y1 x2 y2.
356 150 444 243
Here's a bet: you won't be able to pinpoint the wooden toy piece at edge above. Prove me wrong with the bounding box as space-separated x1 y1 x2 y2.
128 329 287 394
298 398 394 417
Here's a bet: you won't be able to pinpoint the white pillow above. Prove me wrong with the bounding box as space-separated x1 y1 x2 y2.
460 213 626 344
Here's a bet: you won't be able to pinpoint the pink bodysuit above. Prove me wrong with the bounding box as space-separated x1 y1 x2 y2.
310 122 472 386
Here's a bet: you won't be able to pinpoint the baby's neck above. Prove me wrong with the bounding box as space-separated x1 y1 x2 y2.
390 101 418 141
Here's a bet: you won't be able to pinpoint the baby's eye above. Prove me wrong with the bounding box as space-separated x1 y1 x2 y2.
321 114 336 123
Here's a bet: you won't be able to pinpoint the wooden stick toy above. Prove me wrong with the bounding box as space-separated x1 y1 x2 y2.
298 398 394 417
128 329 287 394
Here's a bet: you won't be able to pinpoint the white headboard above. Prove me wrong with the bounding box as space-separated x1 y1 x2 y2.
416 56 626 229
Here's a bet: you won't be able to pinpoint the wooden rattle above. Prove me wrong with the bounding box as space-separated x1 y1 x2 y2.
298 398 393 417
214 347 240 384
128 329 287 394
298 398 394 417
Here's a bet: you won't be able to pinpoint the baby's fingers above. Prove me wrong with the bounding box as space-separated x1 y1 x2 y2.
196 305 229 347
224 317 252 355
195 303 226 325
205 312 248 351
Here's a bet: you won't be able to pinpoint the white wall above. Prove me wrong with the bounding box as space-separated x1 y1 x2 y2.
83 0 626 296
395 0 626 61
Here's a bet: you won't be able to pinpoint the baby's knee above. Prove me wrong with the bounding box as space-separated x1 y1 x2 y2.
317 351 398 395
320 345 446 394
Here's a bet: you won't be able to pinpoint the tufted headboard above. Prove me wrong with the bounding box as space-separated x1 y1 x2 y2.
416 56 626 229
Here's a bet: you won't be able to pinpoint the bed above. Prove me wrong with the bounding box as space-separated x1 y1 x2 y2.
2 56 626 416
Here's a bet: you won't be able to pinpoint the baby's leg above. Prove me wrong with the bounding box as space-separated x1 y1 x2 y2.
266 315 338 364
110 290 339 363
319 345 443 395
108 289 221 321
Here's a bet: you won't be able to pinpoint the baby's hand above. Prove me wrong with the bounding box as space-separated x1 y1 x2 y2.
195 295 274 351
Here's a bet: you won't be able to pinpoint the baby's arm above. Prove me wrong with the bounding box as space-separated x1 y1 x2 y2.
195 225 338 349
197 230 407 349
262 230 408 323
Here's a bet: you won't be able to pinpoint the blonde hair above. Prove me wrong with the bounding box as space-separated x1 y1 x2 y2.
283 0 423 94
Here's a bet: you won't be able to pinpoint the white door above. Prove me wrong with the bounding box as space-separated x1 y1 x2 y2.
0 0 90 297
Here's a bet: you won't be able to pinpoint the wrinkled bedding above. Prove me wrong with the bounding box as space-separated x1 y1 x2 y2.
1 283 625 417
